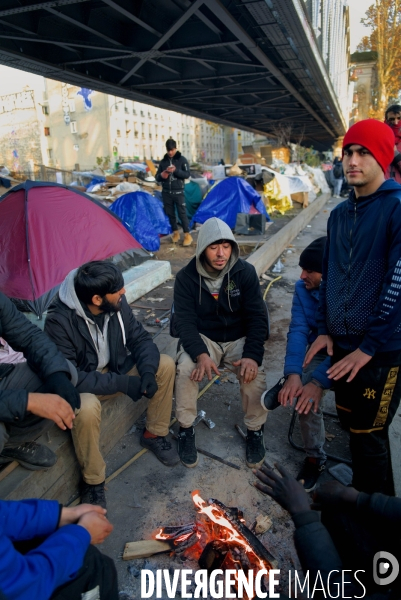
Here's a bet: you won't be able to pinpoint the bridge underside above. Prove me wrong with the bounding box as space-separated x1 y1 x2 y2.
0 0 346 150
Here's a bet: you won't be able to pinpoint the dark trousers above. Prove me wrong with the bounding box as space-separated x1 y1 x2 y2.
162 191 189 233
322 507 400 598
333 346 401 493
13 539 118 600
51 546 118 600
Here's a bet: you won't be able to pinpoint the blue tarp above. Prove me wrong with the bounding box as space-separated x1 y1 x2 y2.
86 176 106 191
110 191 172 251
190 177 270 228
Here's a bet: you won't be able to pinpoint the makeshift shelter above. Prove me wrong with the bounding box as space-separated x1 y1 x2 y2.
190 177 270 228
0 181 141 317
110 191 172 252
184 180 203 220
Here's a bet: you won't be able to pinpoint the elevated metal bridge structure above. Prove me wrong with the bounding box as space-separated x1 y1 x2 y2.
0 0 348 149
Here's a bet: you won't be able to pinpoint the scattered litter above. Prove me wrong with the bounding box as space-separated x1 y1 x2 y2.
253 514 273 535
328 463 353 486
132 309 140 315
127 565 141 577
272 259 284 273
261 274 274 281
325 432 335 441
286 250 293 254
226 372 239 385
125 424 137 435
306 225 312 228
163 286 173 289
145 297 165 303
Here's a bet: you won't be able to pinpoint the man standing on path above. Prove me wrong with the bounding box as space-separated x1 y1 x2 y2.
156 138 192 247
305 119 401 494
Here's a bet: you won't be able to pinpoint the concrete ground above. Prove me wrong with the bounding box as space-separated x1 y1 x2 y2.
97 195 355 598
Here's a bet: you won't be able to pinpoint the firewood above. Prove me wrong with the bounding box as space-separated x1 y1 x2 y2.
123 540 171 560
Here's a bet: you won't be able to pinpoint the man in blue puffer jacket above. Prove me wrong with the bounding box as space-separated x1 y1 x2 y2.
0 498 116 600
262 237 331 492
305 119 401 494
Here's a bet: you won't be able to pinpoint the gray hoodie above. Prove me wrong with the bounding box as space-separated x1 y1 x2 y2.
59 269 125 371
195 218 239 304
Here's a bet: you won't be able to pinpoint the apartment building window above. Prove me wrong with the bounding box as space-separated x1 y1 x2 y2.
42 105 49 115
70 121 77 134
125 106 129 113
116 129 121 137
148 112 151 118
47 149 53 159
44 127 50 136
68 99 75 112
141 110 145 117
115 104 120 111
133 109 137 115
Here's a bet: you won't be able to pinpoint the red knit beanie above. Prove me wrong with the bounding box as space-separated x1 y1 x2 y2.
342 119 395 172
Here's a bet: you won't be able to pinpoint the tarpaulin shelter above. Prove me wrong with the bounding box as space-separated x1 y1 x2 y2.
184 181 203 220
190 177 270 228
0 181 141 317
110 191 172 252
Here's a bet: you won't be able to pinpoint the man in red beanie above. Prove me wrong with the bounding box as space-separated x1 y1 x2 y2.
384 104 401 184
305 119 401 494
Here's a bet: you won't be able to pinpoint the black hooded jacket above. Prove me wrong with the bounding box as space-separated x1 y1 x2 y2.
174 258 268 365
155 151 189 193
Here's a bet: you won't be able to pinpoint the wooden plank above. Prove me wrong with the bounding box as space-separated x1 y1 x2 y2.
123 540 171 561
0 461 18 483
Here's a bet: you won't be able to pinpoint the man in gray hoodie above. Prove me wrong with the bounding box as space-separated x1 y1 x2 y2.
173 218 269 468
45 261 178 508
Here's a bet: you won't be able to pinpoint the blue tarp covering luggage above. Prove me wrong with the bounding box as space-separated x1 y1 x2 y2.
190 177 270 228
110 191 172 251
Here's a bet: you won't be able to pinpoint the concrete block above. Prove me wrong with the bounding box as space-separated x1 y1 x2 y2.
247 192 331 276
123 260 172 304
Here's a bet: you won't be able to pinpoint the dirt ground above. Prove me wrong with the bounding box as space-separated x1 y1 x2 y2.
99 196 350 599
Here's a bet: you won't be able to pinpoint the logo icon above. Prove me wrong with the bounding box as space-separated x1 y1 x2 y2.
363 388 376 399
373 551 399 585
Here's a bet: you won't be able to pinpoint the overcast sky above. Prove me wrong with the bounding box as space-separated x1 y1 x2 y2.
349 0 374 52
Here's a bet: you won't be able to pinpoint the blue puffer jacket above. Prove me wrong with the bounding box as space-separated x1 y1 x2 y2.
284 280 331 388
0 499 90 600
317 179 401 355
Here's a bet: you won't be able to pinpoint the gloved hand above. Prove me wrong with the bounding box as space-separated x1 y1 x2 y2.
141 373 158 399
127 376 142 402
41 372 81 411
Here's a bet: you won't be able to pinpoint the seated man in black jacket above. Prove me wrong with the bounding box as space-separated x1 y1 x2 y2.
45 261 178 508
173 217 269 469
254 462 401 599
0 292 79 470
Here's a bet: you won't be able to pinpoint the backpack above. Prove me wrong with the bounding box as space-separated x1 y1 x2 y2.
333 163 343 179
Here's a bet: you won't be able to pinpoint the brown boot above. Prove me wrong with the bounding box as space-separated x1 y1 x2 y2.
171 230 180 243
183 232 193 247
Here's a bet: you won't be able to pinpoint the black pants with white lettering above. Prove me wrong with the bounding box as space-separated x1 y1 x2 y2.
333 346 401 494
162 191 190 233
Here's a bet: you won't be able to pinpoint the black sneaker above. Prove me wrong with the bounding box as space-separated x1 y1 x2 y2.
81 481 107 509
246 426 266 468
260 377 286 411
177 427 198 468
0 441 57 471
140 432 180 466
297 457 326 492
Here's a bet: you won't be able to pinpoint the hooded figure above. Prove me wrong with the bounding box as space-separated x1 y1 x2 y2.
45 260 179 509
173 217 269 470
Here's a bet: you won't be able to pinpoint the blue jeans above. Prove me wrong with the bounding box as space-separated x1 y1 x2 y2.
333 177 343 196
298 353 327 461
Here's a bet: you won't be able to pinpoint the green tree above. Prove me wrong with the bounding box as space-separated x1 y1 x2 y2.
357 0 401 118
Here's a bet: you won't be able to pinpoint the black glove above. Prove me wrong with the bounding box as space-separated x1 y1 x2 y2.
41 371 81 411
127 376 142 402
141 373 158 399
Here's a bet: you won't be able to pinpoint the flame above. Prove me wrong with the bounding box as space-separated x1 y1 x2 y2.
191 491 268 571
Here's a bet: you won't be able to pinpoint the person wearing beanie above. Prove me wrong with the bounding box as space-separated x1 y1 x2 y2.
261 236 330 492
305 119 401 495
173 217 269 469
384 104 401 184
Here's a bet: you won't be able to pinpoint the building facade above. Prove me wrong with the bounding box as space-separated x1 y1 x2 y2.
0 73 255 174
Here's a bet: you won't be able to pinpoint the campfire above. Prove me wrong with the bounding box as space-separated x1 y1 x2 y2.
154 490 276 597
